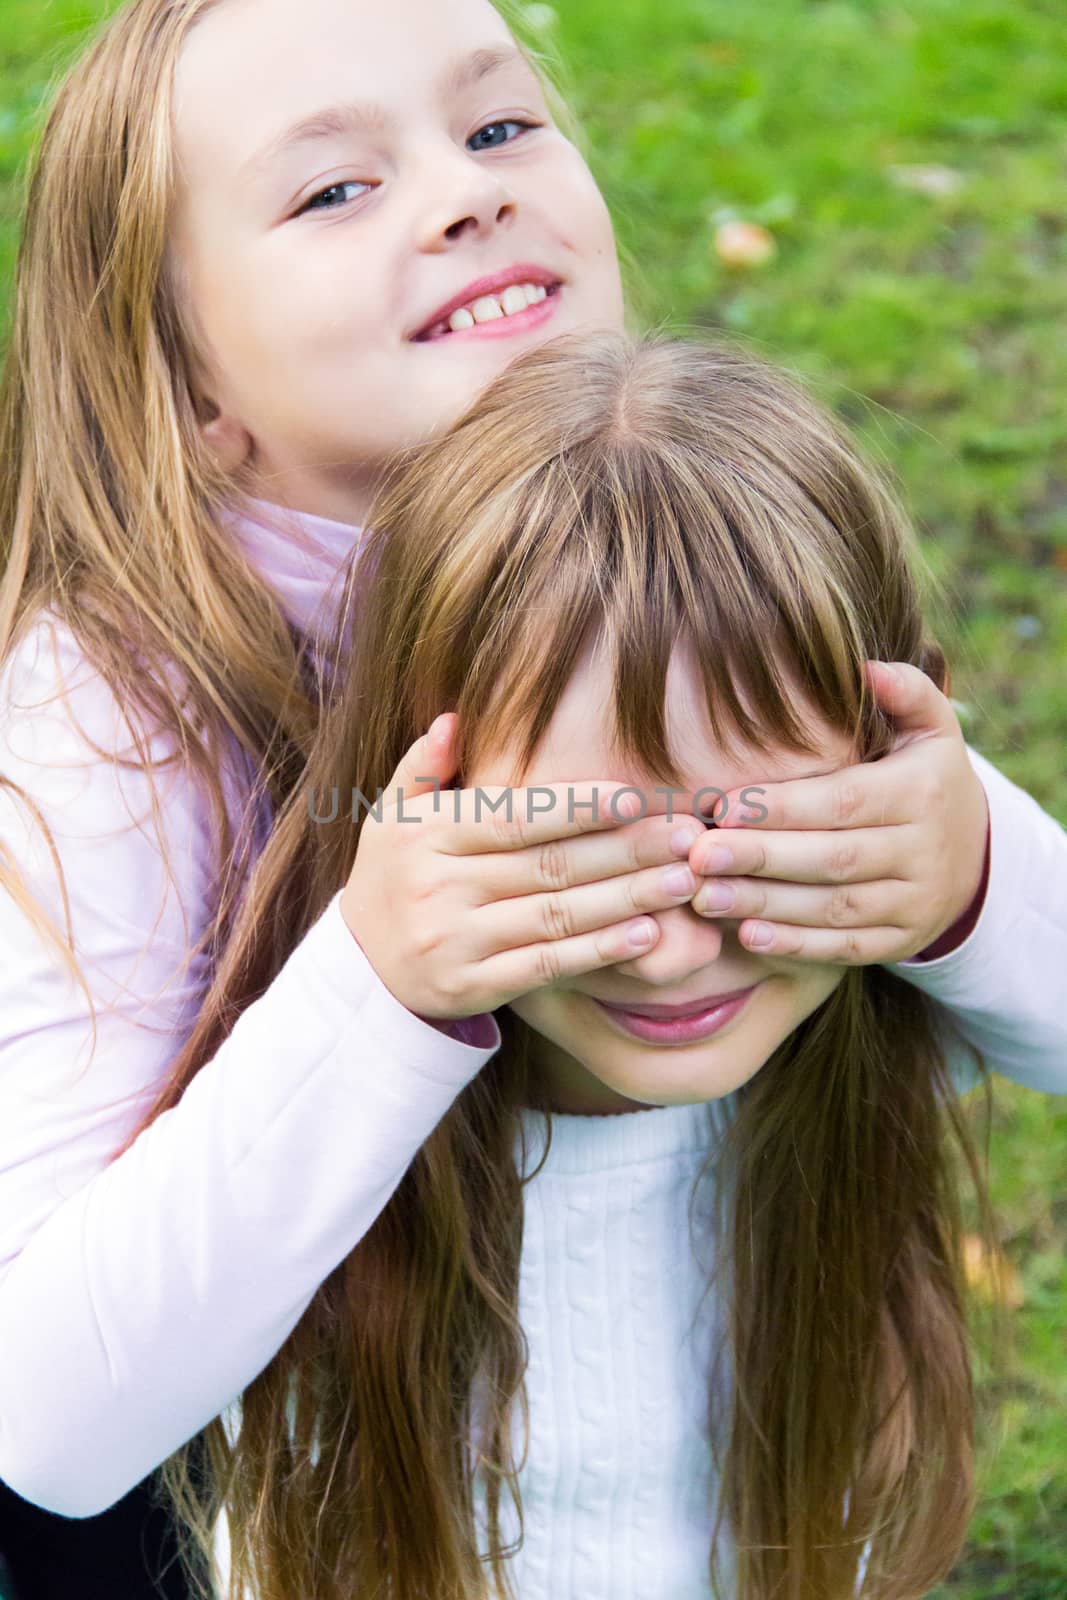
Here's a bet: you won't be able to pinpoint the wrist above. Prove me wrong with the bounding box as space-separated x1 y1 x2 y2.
417 1012 498 1047
913 815 991 961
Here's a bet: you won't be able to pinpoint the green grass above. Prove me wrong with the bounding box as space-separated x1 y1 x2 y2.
547 0 1067 828
1 1 1065 1595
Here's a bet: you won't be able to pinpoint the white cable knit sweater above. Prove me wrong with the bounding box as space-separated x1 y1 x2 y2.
219 1086 1009 1598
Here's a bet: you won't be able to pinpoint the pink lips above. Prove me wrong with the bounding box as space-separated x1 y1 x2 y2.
592 985 761 1045
609 987 757 1019
420 285 562 344
411 263 563 342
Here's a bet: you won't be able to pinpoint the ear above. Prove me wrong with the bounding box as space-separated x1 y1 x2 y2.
196 395 253 473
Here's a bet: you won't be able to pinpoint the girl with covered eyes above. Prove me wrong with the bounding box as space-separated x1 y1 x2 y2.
0 0 1064 1596
115 329 1065 1599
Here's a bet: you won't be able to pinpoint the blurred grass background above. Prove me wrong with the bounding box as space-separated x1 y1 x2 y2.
1 0 1064 1595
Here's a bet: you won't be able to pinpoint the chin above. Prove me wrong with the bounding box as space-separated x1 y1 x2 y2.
575 1037 751 1106
599 1067 752 1107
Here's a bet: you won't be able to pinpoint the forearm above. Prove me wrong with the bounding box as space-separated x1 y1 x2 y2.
889 747 1067 1093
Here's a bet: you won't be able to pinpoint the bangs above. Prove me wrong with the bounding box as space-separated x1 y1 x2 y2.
355 329 924 812
453 437 880 791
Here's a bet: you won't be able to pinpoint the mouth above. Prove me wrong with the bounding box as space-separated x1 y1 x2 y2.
411 271 564 344
590 984 762 1046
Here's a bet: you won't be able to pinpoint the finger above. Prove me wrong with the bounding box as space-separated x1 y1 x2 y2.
432 780 663 854
864 660 958 741
472 811 708 900
470 860 703 958
690 825 912 884
392 712 461 800
691 874 912 931
730 920 905 965
475 912 666 999
713 749 927 831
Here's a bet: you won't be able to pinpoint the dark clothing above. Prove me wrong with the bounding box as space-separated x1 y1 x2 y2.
0 1469 203 1600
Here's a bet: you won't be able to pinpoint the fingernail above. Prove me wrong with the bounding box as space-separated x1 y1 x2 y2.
700 883 735 912
698 845 734 874
627 919 656 948
663 865 695 896
746 922 773 949
670 826 699 857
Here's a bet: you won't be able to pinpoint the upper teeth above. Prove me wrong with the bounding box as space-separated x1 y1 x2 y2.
432 282 550 337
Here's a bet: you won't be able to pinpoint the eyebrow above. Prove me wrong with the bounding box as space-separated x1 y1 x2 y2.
239 44 533 182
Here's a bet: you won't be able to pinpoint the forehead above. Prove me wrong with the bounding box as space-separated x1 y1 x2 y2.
474 635 857 806
172 0 523 182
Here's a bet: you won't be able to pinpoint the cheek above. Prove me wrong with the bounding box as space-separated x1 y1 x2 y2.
214 281 386 426
507 989 563 1040
546 140 615 239
198 231 363 369
790 963 848 1021
176 243 284 396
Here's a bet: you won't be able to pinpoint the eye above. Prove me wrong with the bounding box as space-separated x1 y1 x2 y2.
298 180 374 216
467 118 539 152
295 120 539 218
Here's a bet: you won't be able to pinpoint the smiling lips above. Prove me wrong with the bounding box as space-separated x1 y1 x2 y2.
600 987 758 1020
427 281 553 338
411 263 563 341
593 986 761 1045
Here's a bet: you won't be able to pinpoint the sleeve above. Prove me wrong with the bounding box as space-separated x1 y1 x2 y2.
0 618 501 1518
886 746 1067 1095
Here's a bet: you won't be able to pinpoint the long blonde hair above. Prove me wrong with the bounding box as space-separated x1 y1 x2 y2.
0 0 633 1065
114 328 1005 1600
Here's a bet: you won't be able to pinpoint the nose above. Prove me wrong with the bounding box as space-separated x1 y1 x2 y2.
611 902 730 986
414 139 518 250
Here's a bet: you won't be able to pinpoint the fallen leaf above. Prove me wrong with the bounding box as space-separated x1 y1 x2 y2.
714 220 777 269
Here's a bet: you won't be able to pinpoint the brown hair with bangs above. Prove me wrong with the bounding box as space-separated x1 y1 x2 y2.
116 328 1004 1600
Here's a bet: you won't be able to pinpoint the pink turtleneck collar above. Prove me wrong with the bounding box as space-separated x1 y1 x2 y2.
215 494 366 645
214 493 498 1049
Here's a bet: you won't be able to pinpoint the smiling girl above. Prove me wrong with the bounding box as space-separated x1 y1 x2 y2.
0 0 1064 1596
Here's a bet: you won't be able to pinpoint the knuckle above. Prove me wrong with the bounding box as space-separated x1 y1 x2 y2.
631 821 656 866
828 885 859 927
824 841 859 882
916 775 947 818
833 781 864 827
430 969 464 1008
537 837 572 890
489 806 526 850
841 931 864 964
540 893 574 942
410 919 446 962
381 810 411 845
534 943 563 986
409 860 449 905
625 873 650 913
